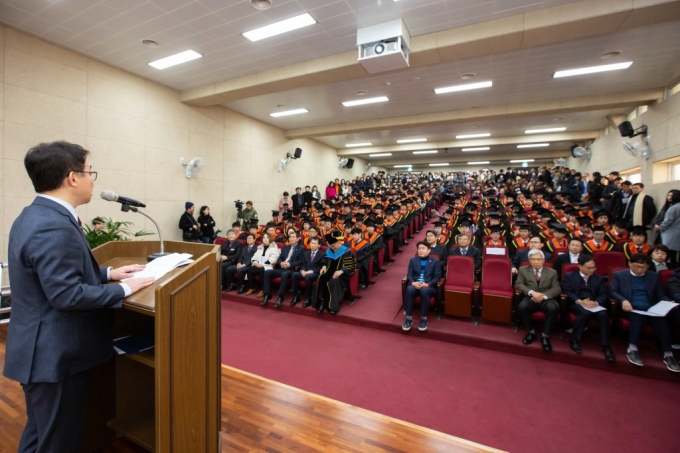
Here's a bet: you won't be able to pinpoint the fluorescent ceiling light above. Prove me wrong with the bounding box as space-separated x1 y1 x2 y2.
394 165 411 168
243 13 316 42
369 153 392 157
525 127 566 134
517 143 549 148
345 143 372 148
413 150 438 155
429 163 449 167
434 81 492 94
510 159 535 163
270 108 309 117
456 133 490 139
462 147 490 152
553 61 633 78
397 138 427 143
148 50 202 69
468 161 490 165
342 96 389 107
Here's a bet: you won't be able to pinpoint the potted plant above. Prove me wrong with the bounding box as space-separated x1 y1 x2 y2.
83 217 154 249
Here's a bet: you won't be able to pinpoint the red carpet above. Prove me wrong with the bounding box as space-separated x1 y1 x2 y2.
221 302 680 453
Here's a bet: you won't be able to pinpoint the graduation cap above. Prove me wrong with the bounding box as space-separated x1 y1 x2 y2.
375 218 384 225
313 203 323 209
343 218 355 227
365 220 376 228
324 230 344 245
538 210 553 218
551 223 569 232
248 223 258 229
489 225 502 233
517 223 532 231
630 225 649 236
350 227 363 235
594 210 611 220
385 209 395 215
577 217 592 227
271 210 280 217
355 214 365 221
573 201 590 208
433 221 444 228
614 219 628 228
592 225 606 232
553 203 565 210
301 217 312 224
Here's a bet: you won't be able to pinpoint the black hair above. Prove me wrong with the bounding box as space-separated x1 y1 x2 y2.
416 241 430 249
577 254 594 266
200 206 209 215
629 254 650 265
24 141 89 193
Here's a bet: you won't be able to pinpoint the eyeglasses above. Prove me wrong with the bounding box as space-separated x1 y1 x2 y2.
79 171 98 181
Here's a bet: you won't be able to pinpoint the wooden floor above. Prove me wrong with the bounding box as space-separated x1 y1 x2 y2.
0 325 502 453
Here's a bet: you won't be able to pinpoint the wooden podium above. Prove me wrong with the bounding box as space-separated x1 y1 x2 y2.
84 240 221 453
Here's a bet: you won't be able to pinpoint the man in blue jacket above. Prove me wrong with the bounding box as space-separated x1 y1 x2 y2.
403 241 442 332
4 141 154 452
609 254 680 372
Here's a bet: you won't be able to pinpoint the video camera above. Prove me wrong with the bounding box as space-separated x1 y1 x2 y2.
234 200 246 211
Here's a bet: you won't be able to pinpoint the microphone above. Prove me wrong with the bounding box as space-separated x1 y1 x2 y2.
100 190 146 208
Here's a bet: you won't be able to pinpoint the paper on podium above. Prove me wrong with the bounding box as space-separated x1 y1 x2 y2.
486 247 505 256
122 253 193 282
632 301 679 317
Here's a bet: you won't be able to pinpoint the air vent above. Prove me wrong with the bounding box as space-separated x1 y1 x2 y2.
142 39 160 48
460 73 476 80
601 50 622 59
249 0 272 11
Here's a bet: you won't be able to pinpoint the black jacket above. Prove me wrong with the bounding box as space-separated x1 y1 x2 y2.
237 243 258 266
562 271 608 307
197 214 215 238
449 246 481 270
220 240 243 265
276 244 306 270
300 249 325 274
179 211 200 240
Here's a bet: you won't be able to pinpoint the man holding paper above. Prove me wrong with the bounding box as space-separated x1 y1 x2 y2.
562 255 615 361
609 254 680 372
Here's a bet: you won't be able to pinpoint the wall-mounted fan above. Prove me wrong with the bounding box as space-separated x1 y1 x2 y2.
338 157 349 168
365 163 373 170
180 157 204 178
570 145 592 160
622 141 650 159
553 157 568 166
278 156 291 172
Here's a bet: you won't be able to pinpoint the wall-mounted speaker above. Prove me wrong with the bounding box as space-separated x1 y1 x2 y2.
294 148 302 158
346 158 355 169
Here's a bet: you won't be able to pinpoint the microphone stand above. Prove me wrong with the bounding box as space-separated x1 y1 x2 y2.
121 204 170 261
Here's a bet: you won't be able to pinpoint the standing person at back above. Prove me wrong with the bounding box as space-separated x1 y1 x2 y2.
4 141 155 453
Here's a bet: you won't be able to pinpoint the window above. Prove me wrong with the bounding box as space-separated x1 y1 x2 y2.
669 80 680 97
669 160 680 182
625 109 637 121
620 167 642 185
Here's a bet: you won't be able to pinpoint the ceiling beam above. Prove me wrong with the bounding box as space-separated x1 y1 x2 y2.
369 150 569 167
606 114 625 129
179 0 680 107
337 131 600 156
288 89 661 139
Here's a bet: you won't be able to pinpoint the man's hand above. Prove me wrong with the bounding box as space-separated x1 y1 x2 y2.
221 255 227 262
192 224 198 229
281 262 290 269
512 267 518 275
110 265 146 281
531 292 545 303
301 270 309 277
125 277 155 294
320 267 327 275
622 300 633 312
236 264 244 269
411 282 421 288
332 270 343 279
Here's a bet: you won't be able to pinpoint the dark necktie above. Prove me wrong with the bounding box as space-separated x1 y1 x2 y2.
637 246 642 252
535 269 541 282
77 217 82 227
461 248 467 256
595 242 600 248
311 251 316 260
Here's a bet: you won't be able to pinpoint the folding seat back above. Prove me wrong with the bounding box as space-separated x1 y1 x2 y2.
660 269 674 290
593 251 626 278
483 245 509 260
562 263 579 279
480 259 514 324
551 248 568 264
616 238 632 250
443 256 475 318
215 237 226 246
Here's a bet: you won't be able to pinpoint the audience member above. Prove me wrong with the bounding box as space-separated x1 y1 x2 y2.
292 237 325 307
261 230 305 307
403 242 442 332
312 231 357 314
245 234 281 296
224 234 257 293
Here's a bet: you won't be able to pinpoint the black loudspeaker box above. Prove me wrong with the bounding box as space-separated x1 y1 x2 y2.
618 121 635 138
346 158 354 169
294 148 302 158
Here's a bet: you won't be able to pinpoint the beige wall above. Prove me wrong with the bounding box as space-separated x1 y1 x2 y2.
0 27 380 261
567 91 680 212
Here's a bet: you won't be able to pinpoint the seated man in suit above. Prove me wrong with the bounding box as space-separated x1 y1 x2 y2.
403 241 442 332
224 234 257 293
512 236 552 274
425 230 447 262
515 249 562 351
262 230 305 307
562 255 615 361
554 237 587 279
449 233 481 272
292 237 325 307
609 254 680 372
220 229 243 288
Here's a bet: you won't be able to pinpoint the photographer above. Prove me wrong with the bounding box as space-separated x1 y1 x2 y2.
236 200 258 229
179 201 201 242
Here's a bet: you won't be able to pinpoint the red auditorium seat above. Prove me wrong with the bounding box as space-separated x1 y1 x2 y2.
520 261 552 268
606 267 656 336
551 248 568 264
443 256 477 321
562 263 579 279
593 251 626 278
616 238 632 250
215 237 226 246
479 259 514 325
660 269 674 288
482 245 509 260
401 277 445 320
377 248 385 268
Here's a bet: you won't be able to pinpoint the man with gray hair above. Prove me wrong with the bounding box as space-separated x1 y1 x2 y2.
515 249 562 352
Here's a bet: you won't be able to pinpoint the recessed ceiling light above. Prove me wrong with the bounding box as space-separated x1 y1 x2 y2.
434 81 492 94
429 163 449 166
525 127 566 134
456 133 490 139
460 73 476 80
468 161 490 165
413 150 438 154
510 159 535 163
553 62 632 78
346 143 372 148
394 165 411 168
462 147 490 152
600 50 622 60
142 39 159 48
384 82 391 86
270 108 309 117
369 153 392 157
398 138 427 143
243 13 316 42
249 0 273 11
342 96 389 107
356 90 369 95
517 143 550 148
148 50 202 69
411 77 420 81
553 117 565 121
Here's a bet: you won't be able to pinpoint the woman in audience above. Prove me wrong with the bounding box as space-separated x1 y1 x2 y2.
197 205 216 244
311 185 321 201
660 190 680 263
245 234 280 297
325 181 336 200
655 189 680 239
648 245 677 272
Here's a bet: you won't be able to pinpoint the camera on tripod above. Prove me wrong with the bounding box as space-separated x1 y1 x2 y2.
234 200 245 211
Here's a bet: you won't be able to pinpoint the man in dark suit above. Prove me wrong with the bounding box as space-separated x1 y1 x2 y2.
262 230 305 307
554 237 587 279
609 254 680 372
562 255 615 361
515 249 562 351
223 233 257 293
294 237 326 307
512 236 552 274
425 230 447 262
4 141 155 453
403 241 442 332
220 229 243 288
449 233 481 271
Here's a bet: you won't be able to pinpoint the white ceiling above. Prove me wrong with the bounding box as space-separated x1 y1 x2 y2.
0 0 580 90
223 21 680 132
